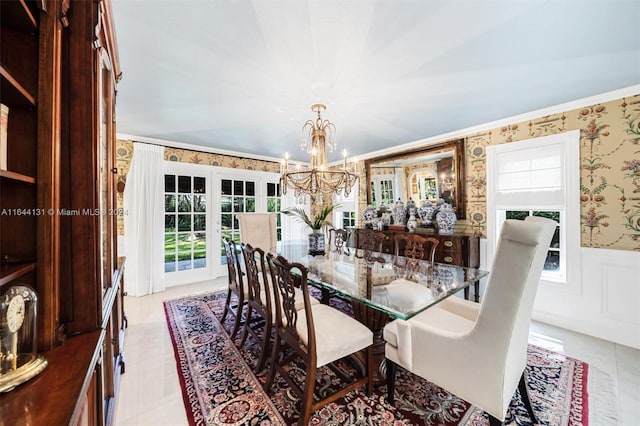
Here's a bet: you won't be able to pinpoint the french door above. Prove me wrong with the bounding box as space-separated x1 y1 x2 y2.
164 162 213 286
162 163 281 282
213 169 281 277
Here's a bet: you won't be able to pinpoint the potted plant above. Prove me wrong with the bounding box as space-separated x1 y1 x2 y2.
282 204 338 255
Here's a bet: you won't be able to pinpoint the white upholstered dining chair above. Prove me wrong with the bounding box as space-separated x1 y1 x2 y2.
384 216 557 425
237 212 278 251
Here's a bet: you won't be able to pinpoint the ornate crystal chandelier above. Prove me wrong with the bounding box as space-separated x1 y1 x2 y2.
280 104 358 202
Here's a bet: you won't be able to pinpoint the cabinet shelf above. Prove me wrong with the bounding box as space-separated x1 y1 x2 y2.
0 0 37 34
0 169 36 184
0 261 36 287
0 64 37 108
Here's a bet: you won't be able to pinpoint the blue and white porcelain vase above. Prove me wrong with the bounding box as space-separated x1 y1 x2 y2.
435 203 457 234
407 207 418 231
308 230 326 256
417 200 436 227
381 212 391 229
392 199 406 226
362 205 377 228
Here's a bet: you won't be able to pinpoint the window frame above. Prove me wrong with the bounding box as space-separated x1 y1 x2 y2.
486 130 580 287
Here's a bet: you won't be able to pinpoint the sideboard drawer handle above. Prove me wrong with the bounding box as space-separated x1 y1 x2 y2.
444 256 453 263
444 241 453 247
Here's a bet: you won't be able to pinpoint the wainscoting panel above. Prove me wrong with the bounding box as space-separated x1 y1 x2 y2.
601 264 639 324
533 247 640 349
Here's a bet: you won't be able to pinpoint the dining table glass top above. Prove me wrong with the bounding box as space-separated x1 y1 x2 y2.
272 241 489 321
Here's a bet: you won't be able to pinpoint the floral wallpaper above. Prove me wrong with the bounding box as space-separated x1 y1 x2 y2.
117 92 640 251
463 93 640 251
114 141 279 234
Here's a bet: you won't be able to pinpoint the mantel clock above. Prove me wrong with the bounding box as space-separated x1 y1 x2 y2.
0 285 48 393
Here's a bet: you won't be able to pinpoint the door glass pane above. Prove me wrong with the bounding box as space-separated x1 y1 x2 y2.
165 195 176 212
178 214 191 231
165 215 176 232
246 197 255 212
194 195 206 212
234 180 244 195
221 214 232 230
178 234 192 251
246 181 255 196
194 177 206 193
194 214 206 231
221 179 232 195
178 195 192 212
164 234 176 272
221 196 232 212
178 176 191 193
165 175 175 193
267 183 276 197
234 197 244 212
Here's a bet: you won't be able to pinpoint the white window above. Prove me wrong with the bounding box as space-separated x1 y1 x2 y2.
332 180 359 229
486 130 580 285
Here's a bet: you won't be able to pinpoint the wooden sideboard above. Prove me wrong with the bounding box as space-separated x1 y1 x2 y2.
354 228 481 301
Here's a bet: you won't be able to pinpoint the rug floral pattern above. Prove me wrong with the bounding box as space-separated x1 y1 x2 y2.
164 291 588 426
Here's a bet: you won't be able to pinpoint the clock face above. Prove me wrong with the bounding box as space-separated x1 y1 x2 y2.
6 294 25 333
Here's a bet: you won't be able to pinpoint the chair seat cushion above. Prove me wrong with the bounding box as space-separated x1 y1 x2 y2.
297 304 373 367
384 304 475 348
375 279 434 314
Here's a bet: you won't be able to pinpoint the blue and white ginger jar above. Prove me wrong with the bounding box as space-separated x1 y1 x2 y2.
436 203 457 234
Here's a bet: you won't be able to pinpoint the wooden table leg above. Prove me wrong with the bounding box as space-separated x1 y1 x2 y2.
350 300 390 382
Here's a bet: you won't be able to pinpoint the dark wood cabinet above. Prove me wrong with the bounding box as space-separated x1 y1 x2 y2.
354 227 481 301
0 1 124 424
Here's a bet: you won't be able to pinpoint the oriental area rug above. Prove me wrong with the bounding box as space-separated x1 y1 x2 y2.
164 291 589 426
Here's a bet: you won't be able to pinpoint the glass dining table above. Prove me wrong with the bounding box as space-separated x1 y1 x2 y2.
270 241 489 379
272 241 489 321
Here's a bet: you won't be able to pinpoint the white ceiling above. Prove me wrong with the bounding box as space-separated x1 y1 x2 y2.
112 0 640 163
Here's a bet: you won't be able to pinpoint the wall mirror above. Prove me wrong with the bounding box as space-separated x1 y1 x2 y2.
365 139 466 219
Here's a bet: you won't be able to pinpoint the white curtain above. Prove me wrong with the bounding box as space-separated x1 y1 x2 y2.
123 142 165 296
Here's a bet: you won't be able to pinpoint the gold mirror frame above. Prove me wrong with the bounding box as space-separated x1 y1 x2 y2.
365 138 466 219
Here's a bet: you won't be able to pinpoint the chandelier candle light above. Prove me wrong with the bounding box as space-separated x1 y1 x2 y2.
280 104 358 203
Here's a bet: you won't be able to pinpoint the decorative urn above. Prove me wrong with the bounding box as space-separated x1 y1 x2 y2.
435 203 457 234
391 198 406 226
407 207 418 231
417 200 436 227
362 205 376 229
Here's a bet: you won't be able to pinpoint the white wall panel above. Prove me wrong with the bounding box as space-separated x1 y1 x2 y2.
533 247 640 349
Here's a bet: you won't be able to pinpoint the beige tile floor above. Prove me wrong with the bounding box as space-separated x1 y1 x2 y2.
115 278 639 425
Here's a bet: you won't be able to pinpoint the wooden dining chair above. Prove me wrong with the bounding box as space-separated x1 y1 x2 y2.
328 228 351 253
393 233 439 273
265 253 374 425
238 243 273 372
221 237 248 340
238 243 321 369
354 229 388 263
